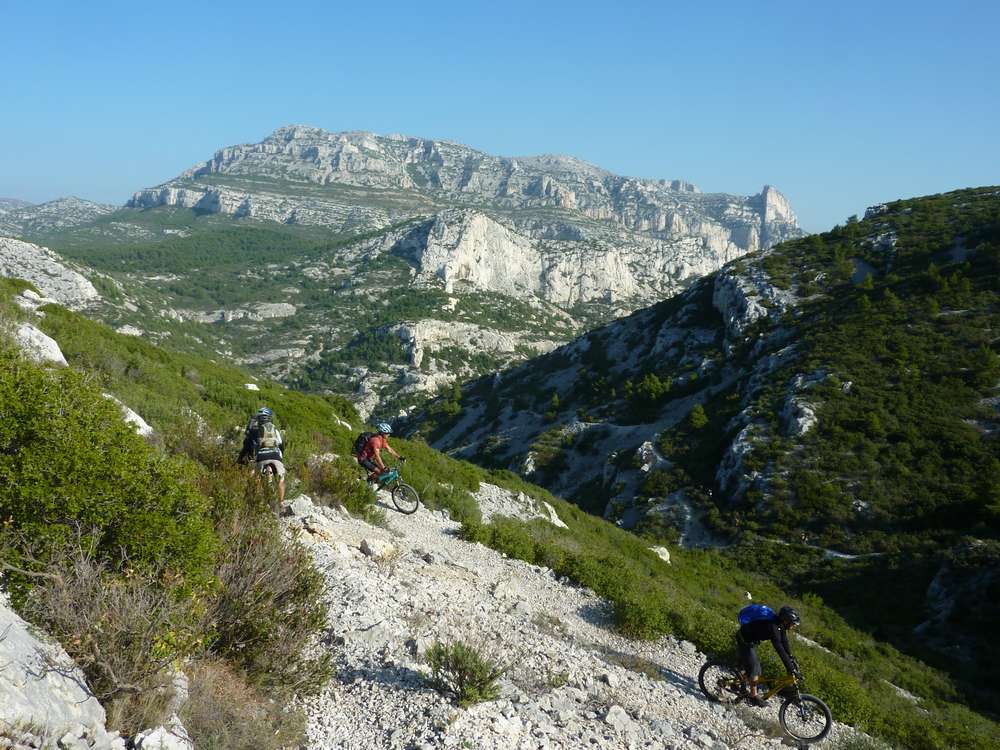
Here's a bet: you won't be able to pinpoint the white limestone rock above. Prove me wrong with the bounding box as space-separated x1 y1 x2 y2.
0 237 100 309
474 482 567 528
649 546 672 565
134 715 193 750
0 597 125 749
360 538 396 559
715 422 762 495
781 396 818 437
103 393 155 438
13 322 67 366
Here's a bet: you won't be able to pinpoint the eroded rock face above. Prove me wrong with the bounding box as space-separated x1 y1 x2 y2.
0 237 100 309
399 209 750 307
0 596 125 749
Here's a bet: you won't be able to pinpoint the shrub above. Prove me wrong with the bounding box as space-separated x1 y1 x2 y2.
0 344 215 583
15 541 202 734
612 589 673 640
425 640 508 707
300 455 380 521
180 659 305 750
205 509 333 696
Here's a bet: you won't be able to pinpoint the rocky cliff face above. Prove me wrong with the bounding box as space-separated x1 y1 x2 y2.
0 237 100 309
128 125 801 251
393 209 747 307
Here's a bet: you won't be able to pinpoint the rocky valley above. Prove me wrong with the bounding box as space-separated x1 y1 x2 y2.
2 277 995 750
413 186 1000 713
4 126 801 418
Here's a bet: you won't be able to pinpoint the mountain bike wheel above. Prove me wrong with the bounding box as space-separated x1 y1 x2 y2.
392 482 420 514
779 693 832 743
698 661 744 704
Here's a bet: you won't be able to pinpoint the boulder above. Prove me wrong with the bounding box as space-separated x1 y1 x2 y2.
603 704 635 733
649 546 672 564
13 322 67 366
103 393 154 438
360 538 396 559
134 715 193 750
0 596 124 748
541 501 569 529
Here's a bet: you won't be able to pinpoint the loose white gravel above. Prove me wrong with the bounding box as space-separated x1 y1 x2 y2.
283 490 860 750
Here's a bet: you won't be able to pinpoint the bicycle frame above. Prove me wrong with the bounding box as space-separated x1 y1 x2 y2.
378 468 400 484
756 672 799 702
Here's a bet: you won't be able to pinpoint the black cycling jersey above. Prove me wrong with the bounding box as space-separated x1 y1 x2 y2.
739 618 795 673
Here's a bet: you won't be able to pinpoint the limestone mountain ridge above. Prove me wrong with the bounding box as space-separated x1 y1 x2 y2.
16 126 801 418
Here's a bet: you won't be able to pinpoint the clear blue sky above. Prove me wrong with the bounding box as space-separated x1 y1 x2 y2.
2 0 997 231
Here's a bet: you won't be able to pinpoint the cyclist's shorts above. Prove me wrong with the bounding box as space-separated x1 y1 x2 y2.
257 459 286 479
358 457 378 474
736 633 761 678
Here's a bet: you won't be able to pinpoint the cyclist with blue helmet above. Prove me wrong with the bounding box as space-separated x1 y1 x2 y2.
737 604 801 706
356 422 403 481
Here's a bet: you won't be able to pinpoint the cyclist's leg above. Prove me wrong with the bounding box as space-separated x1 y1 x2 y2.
359 457 378 481
270 460 287 503
737 634 763 702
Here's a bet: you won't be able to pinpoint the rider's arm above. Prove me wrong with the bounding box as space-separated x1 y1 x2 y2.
771 624 796 673
385 442 402 459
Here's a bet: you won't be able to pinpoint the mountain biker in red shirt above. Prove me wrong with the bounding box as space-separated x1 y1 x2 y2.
357 423 403 481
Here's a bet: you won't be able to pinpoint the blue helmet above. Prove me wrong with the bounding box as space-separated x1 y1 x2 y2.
257 407 273 421
375 422 392 434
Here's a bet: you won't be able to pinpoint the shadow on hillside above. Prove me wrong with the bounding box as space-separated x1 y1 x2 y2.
338 662 429 692
576 601 615 628
655 664 702 697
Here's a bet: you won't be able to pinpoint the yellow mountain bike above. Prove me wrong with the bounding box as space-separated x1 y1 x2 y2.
698 659 832 744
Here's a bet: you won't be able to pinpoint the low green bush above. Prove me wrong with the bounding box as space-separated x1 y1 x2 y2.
425 640 508 707
301 455 380 522
206 509 333 696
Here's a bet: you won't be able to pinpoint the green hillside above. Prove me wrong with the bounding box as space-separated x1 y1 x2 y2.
3 259 1000 747
414 186 1000 722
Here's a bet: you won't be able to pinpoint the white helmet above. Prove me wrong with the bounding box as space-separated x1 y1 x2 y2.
375 422 392 434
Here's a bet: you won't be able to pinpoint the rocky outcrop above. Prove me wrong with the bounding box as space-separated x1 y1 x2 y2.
396 209 748 307
0 596 125 749
0 198 115 237
391 318 557 370
13 323 68 366
0 238 100 309
711 262 796 343
103 394 155 438
175 301 296 324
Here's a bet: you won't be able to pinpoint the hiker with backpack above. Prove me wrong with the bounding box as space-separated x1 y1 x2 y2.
238 406 286 504
735 603 801 706
352 422 403 482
